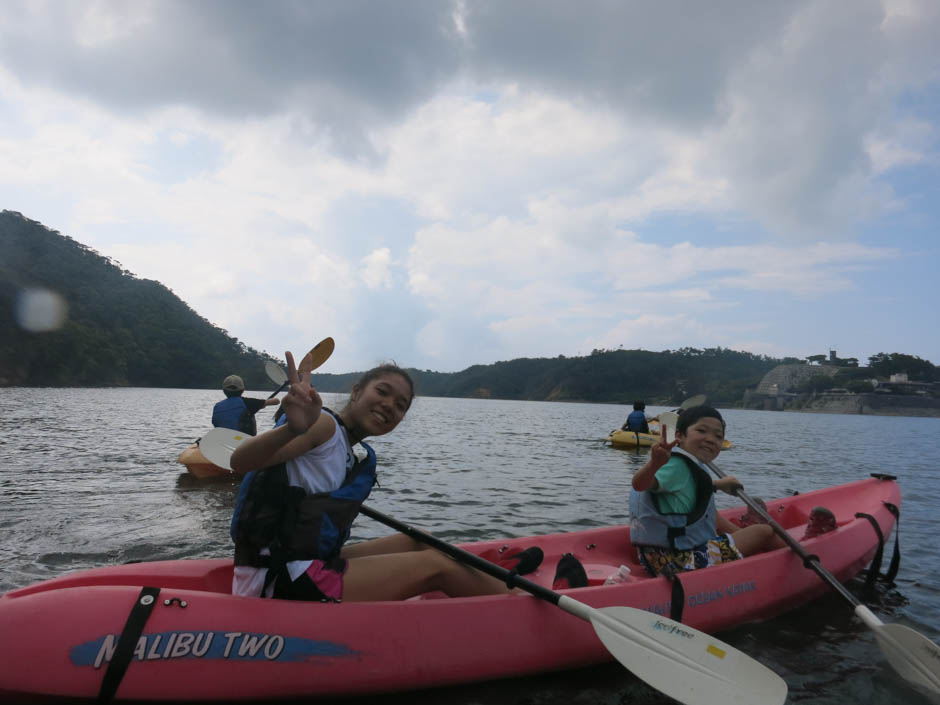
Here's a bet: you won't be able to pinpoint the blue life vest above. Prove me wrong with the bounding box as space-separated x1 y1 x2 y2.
212 396 256 436
626 410 649 433
628 449 718 550
230 409 377 569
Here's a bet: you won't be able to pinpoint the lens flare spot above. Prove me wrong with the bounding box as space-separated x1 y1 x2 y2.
16 288 68 332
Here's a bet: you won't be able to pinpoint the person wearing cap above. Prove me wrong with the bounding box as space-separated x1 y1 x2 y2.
211 374 279 436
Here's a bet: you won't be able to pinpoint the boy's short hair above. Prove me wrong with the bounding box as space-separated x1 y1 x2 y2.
676 405 725 434
633 400 645 410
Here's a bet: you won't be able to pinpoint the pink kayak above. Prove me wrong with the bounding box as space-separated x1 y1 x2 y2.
0 476 900 703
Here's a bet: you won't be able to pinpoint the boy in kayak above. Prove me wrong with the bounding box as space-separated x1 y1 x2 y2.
621 400 651 434
229 351 542 601
628 405 784 577
212 374 279 436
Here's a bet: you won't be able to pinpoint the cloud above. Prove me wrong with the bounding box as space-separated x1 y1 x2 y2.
1 0 938 370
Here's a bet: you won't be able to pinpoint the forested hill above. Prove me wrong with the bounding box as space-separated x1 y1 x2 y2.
0 210 859 403
313 347 788 406
0 210 276 388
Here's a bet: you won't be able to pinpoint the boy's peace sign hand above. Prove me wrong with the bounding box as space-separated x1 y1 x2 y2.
649 423 679 469
283 350 323 436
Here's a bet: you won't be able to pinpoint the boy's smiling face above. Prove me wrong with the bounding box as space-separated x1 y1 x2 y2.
676 416 725 464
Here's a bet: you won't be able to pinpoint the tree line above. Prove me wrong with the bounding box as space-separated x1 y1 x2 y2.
2 210 936 402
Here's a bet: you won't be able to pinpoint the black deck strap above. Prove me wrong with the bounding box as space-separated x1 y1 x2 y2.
882 502 901 583
669 574 685 623
503 570 521 589
98 586 160 704
658 565 685 623
854 512 884 598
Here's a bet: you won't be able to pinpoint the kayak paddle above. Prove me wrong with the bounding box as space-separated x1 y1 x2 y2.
695 449 940 697
648 394 705 426
677 393 706 411
264 359 288 399
198 428 787 705
297 336 335 378
359 504 787 705
263 337 335 399
197 427 244 471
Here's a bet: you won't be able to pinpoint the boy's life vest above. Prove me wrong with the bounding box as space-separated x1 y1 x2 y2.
628 448 718 550
230 408 377 569
625 410 650 433
212 396 256 436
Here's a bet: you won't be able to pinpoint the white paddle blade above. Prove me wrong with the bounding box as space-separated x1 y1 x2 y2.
680 394 706 410
590 606 787 705
197 428 249 471
264 360 288 386
659 411 679 443
873 623 940 696
298 336 335 378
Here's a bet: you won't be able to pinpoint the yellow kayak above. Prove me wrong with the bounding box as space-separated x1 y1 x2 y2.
607 429 732 450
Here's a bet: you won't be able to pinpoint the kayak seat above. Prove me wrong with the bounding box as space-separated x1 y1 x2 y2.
581 563 640 586
775 504 812 528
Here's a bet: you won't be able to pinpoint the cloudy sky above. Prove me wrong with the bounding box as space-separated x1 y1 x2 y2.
2 1 938 373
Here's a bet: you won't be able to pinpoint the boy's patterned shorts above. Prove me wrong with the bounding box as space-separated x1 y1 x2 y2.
638 534 742 577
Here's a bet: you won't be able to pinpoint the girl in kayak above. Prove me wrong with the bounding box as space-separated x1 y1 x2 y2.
628 405 783 577
229 350 541 601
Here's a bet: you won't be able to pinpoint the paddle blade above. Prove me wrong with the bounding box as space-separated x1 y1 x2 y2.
197 428 250 471
680 394 706 410
659 411 679 443
873 622 940 696
590 606 787 705
264 360 288 386
298 336 335 378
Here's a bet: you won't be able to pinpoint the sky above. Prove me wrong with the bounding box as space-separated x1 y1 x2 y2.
2 1 939 374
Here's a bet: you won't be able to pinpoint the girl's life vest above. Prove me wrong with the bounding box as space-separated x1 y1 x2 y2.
230 408 377 571
212 396 256 435
628 448 718 550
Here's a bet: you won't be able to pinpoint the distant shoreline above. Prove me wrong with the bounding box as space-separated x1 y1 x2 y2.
746 392 940 418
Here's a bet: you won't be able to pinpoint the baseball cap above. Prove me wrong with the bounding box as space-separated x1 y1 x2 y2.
222 375 245 392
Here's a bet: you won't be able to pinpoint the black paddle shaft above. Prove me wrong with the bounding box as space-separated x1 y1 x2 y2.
704 461 861 607
267 381 288 400
357 504 561 605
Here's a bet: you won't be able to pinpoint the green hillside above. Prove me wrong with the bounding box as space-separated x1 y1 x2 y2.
0 210 276 388
312 347 787 406
5 210 934 404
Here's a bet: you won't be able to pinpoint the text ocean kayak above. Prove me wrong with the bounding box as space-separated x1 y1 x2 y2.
0 476 899 703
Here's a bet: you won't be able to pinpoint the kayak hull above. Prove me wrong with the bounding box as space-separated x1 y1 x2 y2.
608 429 732 449
0 477 899 702
176 443 231 479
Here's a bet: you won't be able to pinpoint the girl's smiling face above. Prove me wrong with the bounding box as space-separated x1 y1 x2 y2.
346 372 412 437
676 416 725 463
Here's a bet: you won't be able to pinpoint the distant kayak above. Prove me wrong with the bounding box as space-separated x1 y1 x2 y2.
608 428 733 449
176 443 231 479
0 476 899 702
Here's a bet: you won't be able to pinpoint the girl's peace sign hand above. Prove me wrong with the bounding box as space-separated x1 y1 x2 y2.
283 350 323 436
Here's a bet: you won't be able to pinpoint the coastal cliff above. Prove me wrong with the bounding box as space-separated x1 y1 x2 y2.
748 364 940 417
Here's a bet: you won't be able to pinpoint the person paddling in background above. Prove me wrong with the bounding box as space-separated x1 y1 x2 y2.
621 400 651 434
228 351 542 602
628 405 786 577
212 375 279 436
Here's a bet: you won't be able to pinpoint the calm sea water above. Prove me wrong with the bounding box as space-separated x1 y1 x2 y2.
1 387 938 705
